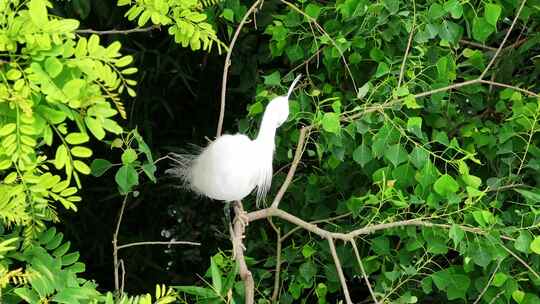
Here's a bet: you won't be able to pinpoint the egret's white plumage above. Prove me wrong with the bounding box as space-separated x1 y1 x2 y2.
168 75 302 204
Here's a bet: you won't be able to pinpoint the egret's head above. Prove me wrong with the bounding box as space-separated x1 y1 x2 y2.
265 96 290 127
262 74 303 128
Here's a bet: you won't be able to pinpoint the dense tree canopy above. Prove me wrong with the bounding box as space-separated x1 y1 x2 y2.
1 0 540 303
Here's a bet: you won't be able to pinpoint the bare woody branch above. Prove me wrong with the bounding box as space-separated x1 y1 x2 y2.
76 26 159 35
327 237 353 304
217 0 263 138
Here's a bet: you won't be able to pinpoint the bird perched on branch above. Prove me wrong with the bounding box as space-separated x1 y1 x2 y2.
167 74 302 205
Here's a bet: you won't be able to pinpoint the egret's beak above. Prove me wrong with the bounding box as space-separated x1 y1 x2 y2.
287 74 303 99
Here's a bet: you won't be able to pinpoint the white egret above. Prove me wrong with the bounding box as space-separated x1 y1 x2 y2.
167 74 302 205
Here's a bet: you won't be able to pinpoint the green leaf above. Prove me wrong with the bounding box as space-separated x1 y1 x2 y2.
115 165 139 193
65 132 89 145
384 144 408 167
299 261 317 284
382 0 399 14
530 237 540 255
321 113 340 134
315 283 327 302
63 79 85 99
492 273 507 287
449 224 464 247
28 0 48 27
428 3 445 20
221 8 234 22
44 57 63 78
142 163 157 182
472 17 494 42
372 236 390 255
485 3 501 26
433 174 459 196
174 286 218 298
374 62 389 78
0 123 16 136
439 20 462 44
85 116 106 140
514 231 532 253
302 244 316 258
71 146 92 158
91 159 113 177
514 188 540 203
403 94 421 109
305 4 322 19
512 290 525 303
356 82 370 99
444 0 463 18
406 117 422 138
73 160 91 175
210 256 222 293
14 287 40 303
409 146 429 169
353 143 372 167
263 71 281 86
54 145 68 169
121 148 138 164
6 69 22 81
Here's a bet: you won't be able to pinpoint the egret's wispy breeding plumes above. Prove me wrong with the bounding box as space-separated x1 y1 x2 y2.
167 74 302 205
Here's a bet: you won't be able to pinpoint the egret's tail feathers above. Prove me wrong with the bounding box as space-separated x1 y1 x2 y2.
165 152 196 189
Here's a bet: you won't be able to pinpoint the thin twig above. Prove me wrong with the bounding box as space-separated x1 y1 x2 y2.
473 259 502 304
119 259 126 295
217 0 263 137
397 0 416 88
271 126 310 208
279 0 358 93
327 237 353 304
499 243 540 280
344 77 538 123
286 47 325 78
459 39 498 52
479 79 539 97
117 240 200 250
480 0 528 79
268 220 282 303
113 195 129 293
351 240 379 304
76 26 158 35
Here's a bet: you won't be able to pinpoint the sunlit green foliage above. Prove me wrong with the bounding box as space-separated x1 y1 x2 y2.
0 0 135 243
117 0 227 53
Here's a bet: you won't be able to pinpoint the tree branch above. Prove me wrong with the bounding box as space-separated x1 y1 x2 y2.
117 240 200 250
473 259 502 304
113 195 129 293
327 237 353 304
271 126 310 208
480 0 528 79
499 243 540 280
397 0 416 88
217 0 263 138
459 39 498 52
76 26 159 35
479 79 539 97
232 201 254 304
351 240 380 304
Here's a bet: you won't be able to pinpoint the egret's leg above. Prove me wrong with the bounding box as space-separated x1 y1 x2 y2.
224 201 232 226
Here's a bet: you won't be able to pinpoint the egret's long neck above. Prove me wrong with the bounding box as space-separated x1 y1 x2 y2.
255 113 278 149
